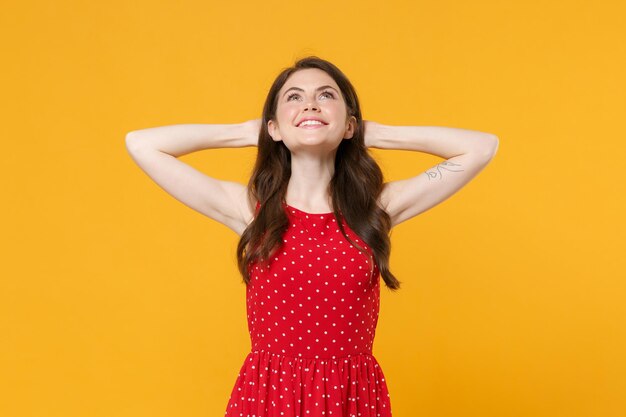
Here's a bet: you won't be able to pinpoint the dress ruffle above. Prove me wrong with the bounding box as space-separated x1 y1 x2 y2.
225 349 392 417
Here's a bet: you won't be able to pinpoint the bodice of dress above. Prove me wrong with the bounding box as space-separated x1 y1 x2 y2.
246 202 382 360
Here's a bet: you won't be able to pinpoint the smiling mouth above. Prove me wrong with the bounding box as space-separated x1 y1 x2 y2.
297 121 328 128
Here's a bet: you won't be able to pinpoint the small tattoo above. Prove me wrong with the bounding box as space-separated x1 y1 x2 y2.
425 161 464 180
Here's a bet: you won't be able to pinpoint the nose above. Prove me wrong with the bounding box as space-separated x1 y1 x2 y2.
304 97 319 111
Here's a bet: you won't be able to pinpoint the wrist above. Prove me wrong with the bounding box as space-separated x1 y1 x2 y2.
364 121 383 148
242 119 261 147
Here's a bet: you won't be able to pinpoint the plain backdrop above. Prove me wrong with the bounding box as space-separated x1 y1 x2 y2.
1 1 624 416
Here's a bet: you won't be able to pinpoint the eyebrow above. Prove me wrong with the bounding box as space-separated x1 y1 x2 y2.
282 85 339 98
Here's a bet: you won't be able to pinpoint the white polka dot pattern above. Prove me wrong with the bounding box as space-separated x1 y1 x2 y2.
224 202 392 417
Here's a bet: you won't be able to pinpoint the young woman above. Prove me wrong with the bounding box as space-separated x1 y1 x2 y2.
126 56 498 417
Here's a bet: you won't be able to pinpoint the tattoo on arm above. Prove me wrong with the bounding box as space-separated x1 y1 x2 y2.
425 161 464 180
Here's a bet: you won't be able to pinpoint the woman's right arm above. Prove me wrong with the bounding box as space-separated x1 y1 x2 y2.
125 120 261 236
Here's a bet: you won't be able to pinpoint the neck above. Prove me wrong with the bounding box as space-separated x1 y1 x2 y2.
285 151 335 209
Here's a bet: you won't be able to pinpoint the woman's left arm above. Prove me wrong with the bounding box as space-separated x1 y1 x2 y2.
364 120 499 227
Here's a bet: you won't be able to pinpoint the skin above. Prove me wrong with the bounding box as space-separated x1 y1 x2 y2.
125 67 498 236
267 68 357 212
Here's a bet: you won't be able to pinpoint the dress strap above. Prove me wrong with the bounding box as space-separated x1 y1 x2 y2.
254 200 261 217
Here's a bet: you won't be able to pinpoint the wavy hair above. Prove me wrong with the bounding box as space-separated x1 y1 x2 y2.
236 56 401 291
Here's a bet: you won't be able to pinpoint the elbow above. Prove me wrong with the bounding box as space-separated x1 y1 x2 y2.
485 134 499 158
125 130 138 142
125 131 142 153
476 134 499 161
489 135 500 158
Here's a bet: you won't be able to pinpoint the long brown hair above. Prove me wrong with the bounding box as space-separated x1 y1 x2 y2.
236 56 401 291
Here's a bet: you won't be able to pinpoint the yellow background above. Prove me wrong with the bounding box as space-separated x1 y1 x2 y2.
1 0 624 416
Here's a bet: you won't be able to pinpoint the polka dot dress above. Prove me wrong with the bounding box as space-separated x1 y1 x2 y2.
224 201 392 417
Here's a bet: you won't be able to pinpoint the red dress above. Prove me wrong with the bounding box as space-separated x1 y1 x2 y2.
224 201 392 417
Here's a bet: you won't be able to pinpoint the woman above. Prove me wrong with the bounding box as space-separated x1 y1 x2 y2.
126 56 499 417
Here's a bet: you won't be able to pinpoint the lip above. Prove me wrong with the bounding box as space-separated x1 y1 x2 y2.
298 123 327 129
296 117 328 127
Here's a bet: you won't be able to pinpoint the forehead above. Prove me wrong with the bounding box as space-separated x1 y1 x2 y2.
281 68 339 91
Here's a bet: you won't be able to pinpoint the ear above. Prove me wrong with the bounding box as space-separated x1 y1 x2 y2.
267 119 282 142
343 116 357 139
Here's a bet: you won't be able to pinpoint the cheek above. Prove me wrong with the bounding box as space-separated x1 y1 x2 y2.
328 102 347 115
277 106 298 122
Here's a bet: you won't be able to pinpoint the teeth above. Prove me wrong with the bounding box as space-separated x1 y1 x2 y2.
299 120 324 127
